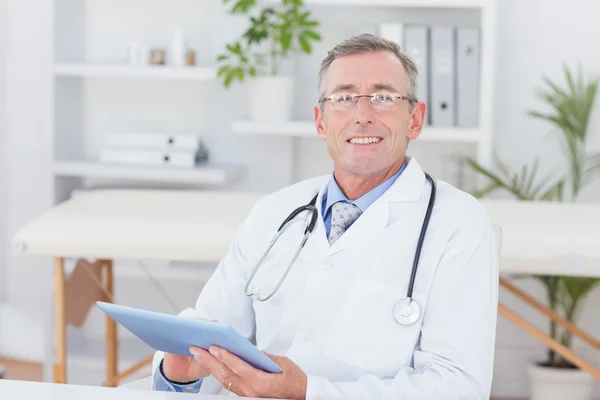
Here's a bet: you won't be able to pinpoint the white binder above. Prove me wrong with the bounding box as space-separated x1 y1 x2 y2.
457 27 481 128
100 148 200 168
430 26 456 127
105 132 202 151
403 25 429 124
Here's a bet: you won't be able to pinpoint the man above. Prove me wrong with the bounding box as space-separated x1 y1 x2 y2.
151 34 499 399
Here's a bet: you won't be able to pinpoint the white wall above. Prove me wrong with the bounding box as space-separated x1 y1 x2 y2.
5 0 54 314
3 0 600 395
0 0 7 301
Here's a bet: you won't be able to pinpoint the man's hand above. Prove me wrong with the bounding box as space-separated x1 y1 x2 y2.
162 351 211 384
190 345 307 400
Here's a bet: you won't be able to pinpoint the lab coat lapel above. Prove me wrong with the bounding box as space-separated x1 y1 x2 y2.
325 158 427 256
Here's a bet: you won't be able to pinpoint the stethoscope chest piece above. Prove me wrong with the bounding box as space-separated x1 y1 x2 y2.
393 297 421 325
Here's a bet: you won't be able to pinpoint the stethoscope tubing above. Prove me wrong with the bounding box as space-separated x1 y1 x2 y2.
245 173 437 326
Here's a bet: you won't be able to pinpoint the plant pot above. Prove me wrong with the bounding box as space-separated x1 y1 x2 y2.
527 361 596 400
246 75 294 122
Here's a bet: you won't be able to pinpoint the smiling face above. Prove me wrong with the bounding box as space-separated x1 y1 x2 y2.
314 50 426 180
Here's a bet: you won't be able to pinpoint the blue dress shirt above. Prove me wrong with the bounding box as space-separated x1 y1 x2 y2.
152 359 203 392
152 160 407 392
322 161 407 237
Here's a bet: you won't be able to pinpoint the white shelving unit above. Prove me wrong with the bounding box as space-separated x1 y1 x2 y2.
53 160 243 185
236 0 497 173
55 63 217 81
232 120 317 137
269 0 489 8
233 120 482 143
50 1 242 205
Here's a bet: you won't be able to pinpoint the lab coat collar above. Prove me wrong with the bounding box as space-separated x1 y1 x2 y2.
323 156 427 256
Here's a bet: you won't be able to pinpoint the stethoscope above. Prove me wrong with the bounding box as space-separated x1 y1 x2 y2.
244 173 437 326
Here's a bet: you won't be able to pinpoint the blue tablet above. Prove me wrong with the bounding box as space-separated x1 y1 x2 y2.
96 301 282 373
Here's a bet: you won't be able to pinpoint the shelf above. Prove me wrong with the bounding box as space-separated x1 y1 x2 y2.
232 120 317 137
419 127 481 143
233 120 481 143
53 160 244 185
54 63 217 81
268 0 490 9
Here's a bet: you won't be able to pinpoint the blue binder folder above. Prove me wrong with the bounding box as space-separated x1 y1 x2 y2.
96 301 282 373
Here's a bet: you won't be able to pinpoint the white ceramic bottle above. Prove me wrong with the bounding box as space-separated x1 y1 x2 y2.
170 28 187 67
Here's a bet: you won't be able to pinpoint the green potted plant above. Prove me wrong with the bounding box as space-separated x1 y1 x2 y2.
463 64 600 400
217 0 321 122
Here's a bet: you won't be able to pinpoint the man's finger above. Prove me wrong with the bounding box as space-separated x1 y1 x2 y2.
262 350 286 365
208 346 257 376
190 347 240 386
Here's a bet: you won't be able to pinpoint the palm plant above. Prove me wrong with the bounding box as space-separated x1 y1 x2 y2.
463 63 600 368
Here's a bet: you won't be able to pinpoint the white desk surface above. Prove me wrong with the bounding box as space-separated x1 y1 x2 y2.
11 189 600 278
0 379 266 399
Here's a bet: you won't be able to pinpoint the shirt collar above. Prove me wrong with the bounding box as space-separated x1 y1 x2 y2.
322 159 408 216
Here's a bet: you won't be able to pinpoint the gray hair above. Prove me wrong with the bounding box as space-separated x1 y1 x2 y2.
318 33 419 112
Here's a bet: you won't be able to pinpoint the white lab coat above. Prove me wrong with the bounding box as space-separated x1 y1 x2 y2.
152 157 500 399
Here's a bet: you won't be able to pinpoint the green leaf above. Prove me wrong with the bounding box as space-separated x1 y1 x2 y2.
223 69 235 88
303 29 321 40
559 276 600 326
302 20 319 27
524 158 540 195
281 32 293 52
235 66 244 81
539 179 565 201
298 34 311 53
583 152 600 184
216 65 230 77
462 157 509 195
472 183 503 199
226 0 256 14
541 74 568 99
216 54 229 62
283 0 304 6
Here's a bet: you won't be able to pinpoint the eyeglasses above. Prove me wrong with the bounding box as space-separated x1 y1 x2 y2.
320 91 418 111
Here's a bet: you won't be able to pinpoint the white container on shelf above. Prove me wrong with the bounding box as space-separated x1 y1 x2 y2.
127 40 148 66
170 28 187 67
246 75 294 122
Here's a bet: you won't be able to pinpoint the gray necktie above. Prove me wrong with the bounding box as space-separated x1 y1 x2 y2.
328 202 362 245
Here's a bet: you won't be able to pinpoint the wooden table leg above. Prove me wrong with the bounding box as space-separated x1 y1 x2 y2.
500 277 600 349
499 303 600 380
115 355 154 383
103 259 118 387
53 257 67 384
